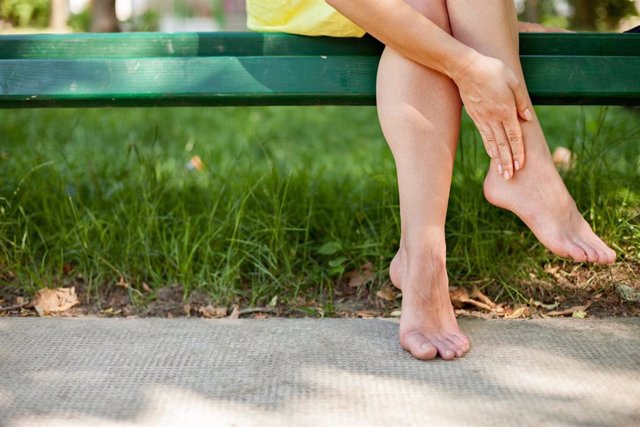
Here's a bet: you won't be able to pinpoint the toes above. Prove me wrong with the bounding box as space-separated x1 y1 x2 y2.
566 242 588 263
401 332 438 360
431 337 456 360
588 236 616 264
577 239 599 263
446 334 470 357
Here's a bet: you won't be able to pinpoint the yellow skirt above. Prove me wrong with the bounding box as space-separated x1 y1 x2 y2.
246 0 366 38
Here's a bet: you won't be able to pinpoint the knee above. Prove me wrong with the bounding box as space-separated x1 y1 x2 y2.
404 0 451 32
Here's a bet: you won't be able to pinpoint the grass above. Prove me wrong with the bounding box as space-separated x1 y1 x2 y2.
1 105 639 311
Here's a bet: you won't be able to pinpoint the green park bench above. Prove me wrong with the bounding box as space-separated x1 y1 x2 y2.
0 32 639 108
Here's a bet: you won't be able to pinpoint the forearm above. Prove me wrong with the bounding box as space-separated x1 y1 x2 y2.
326 0 479 79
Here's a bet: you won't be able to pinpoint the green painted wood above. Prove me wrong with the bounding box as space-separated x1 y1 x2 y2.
1 32 639 60
0 55 638 107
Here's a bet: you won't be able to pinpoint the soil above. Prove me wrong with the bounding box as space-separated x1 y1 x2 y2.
1 261 639 320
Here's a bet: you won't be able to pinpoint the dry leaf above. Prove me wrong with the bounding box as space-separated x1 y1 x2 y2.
116 277 129 288
15 296 25 305
450 287 494 311
199 304 228 318
504 306 530 319
30 287 79 316
376 286 397 302
531 299 560 310
471 287 496 308
547 305 588 317
572 310 587 318
228 304 240 319
390 310 401 317
142 282 152 293
356 310 379 318
552 147 576 171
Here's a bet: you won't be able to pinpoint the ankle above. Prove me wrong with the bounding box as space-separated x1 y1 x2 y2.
399 241 447 278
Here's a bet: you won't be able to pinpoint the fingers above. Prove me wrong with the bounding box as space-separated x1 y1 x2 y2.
490 124 514 180
503 115 525 171
509 78 534 122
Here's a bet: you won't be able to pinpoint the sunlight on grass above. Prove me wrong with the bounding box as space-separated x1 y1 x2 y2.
1 106 638 307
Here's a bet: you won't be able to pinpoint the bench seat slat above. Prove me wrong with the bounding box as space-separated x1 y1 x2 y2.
0 55 638 107
0 32 639 59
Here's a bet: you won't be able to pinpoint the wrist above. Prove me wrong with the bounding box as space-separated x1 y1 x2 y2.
447 48 482 83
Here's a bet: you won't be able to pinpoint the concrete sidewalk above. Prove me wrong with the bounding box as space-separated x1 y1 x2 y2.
1 317 639 427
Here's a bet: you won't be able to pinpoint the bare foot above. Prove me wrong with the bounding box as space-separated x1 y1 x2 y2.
390 246 470 361
483 120 616 264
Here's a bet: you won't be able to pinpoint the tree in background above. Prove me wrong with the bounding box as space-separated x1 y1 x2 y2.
519 0 638 30
49 0 69 31
571 0 638 30
91 0 118 32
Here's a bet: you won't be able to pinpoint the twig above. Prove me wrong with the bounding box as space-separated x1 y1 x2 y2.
0 303 26 312
238 307 277 316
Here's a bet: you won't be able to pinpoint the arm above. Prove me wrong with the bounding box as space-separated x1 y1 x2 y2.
327 0 533 176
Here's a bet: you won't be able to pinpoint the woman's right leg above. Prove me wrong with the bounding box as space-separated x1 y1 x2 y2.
378 0 469 360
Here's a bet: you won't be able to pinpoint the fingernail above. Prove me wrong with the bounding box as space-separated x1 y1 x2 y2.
524 108 533 121
514 160 521 171
489 148 494 158
503 170 510 181
497 164 503 175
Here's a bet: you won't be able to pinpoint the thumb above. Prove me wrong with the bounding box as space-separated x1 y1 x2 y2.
511 79 533 121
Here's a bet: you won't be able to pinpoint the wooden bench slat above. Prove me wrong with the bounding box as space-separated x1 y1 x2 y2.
1 55 638 107
0 32 639 59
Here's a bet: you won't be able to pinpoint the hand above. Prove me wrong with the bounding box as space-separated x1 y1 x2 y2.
452 53 533 180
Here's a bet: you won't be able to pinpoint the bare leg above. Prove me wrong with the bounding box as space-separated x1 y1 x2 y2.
379 0 469 360
446 0 616 264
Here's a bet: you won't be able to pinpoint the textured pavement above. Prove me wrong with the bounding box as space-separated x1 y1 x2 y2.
1 317 639 427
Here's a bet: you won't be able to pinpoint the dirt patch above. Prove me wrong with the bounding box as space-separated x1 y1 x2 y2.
1 261 639 320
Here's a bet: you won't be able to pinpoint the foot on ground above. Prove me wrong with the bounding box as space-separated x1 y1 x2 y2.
483 133 615 265
390 248 470 361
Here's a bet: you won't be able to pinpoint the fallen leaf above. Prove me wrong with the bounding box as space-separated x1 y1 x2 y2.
470 287 496 308
187 155 204 171
531 299 560 310
552 146 576 171
450 287 494 311
504 306 530 319
572 310 587 318
228 304 240 319
356 310 379 318
116 277 129 288
15 296 25 305
199 304 227 318
142 283 151 293
376 286 397 302
389 310 401 317
547 305 588 317
30 287 79 316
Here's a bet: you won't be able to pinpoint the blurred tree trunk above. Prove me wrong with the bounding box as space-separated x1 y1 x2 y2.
91 0 119 32
524 0 539 22
571 0 599 30
49 0 69 31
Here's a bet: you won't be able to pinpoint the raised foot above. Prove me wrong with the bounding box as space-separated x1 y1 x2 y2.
483 159 616 265
390 250 470 361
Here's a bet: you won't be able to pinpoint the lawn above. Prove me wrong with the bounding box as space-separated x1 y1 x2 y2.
1 105 639 314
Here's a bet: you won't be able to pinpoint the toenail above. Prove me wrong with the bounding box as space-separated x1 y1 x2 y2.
420 343 432 352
